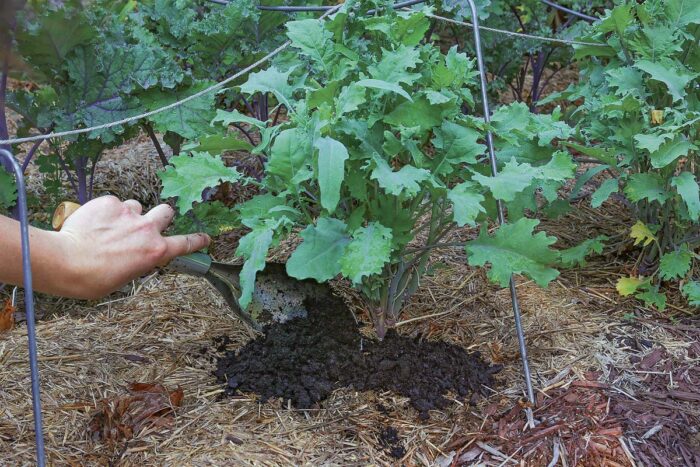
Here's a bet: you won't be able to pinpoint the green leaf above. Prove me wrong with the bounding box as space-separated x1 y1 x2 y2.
616 277 646 296
649 137 697 169
240 66 295 110
635 59 697 102
384 96 444 132
465 218 560 287
142 82 217 140
447 182 486 227
636 285 666 311
339 222 393 284
671 172 700 221
599 4 634 34
591 178 619 208
658 246 692 281
634 132 674 153
682 281 700 306
431 121 485 175
159 152 243 213
17 9 96 72
0 168 17 211
624 173 668 203
267 128 310 185
472 158 539 202
355 79 412 102
172 201 236 236
370 155 430 197
630 220 657 247
665 0 700 27
335 83 366 116
315 136 349 214
236 227 274 309
286 19 334 68
286 218 350 282
212 109 267 130
559 235 607 268
183 135 252 155
368 45 421 85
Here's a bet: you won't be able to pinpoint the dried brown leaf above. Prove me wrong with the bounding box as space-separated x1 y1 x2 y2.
0 299 15 332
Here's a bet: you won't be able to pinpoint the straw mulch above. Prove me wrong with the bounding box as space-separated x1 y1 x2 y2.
3 129 700 465
3 197 699 466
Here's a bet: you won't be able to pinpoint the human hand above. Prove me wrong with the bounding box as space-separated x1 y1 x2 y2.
53 196 210 299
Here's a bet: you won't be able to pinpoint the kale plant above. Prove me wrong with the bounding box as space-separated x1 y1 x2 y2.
1 0 284 205
551 0 700 309
161 1 593 337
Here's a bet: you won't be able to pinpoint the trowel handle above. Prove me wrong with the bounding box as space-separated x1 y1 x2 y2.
52 201 213 276
167 252 212 276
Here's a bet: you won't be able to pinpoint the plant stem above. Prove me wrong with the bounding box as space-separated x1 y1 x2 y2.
142 121 169 167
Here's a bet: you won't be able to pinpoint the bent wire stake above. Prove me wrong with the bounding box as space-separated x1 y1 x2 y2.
464 0 537 428
0 149 47 466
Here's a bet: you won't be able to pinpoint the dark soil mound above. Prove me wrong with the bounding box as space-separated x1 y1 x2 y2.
214 295 499 418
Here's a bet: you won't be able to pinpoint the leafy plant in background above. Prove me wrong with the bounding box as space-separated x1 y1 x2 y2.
0 0 286 206
160 0 599 338
437 0 611 110
551 0 699 309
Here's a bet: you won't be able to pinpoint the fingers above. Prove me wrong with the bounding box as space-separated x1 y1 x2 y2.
123 199 143 215
143 204 175 232
162 233 211 261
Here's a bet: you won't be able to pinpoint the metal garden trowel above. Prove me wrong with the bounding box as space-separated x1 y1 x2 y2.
52 201 330 332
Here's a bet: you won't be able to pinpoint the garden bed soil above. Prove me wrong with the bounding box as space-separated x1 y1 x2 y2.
214 295 500 419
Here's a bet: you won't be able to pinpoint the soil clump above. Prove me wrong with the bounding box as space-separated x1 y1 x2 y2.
214 295 499 418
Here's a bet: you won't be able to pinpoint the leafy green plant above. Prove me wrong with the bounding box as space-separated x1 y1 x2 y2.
551 0 700 309
161 1 593 337
2 0 285 205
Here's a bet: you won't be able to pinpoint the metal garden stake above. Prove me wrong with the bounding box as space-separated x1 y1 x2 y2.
465 0 537 427
0 148 46 466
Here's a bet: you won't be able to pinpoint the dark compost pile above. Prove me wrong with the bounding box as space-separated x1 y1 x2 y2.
214 295 499 418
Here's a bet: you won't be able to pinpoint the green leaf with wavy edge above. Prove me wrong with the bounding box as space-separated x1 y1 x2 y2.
635 59 697 102
286 19 334 69
682 281 700 306
236 227 274 309
370 155 430 197
649 137 697 169
183 135 252 155
559 235 607 268
286 218 350 282
617 277 646 296
315 136 349 214
671 172 700 221
448 182 486 227
431 121 484 175
355 79 412 102
335 83 366 116
142 82 217 140
624 173 668 204
159 152 243 213
211 109 267 130
267 128 310 185
240 66 295 110
636 285 666 311
465 218 560 288
659 246 692 281
340 222 393 284
472 158 539 202
172 201 236 236
367 45 421 85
